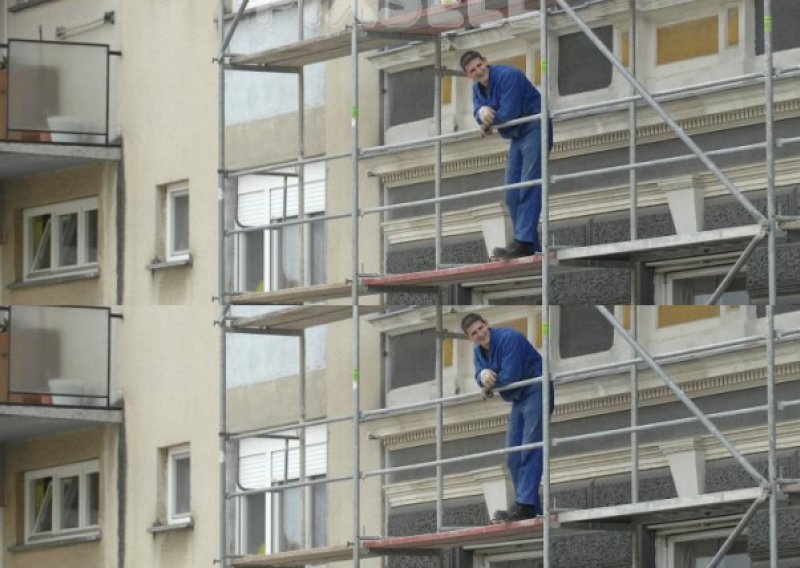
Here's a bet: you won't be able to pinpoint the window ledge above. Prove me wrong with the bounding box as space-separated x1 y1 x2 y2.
221 0 297 21
147 518 194 534
146 255 193 272
9 531 101 552
8 268 100 289
8 0 56 12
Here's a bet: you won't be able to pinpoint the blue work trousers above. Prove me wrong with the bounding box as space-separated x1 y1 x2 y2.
504 125 551 251
507 384 555 514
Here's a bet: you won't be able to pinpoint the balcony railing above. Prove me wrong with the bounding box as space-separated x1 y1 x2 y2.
0 305 119 409
0 39 118 146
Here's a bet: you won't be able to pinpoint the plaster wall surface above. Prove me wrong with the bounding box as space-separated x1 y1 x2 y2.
2 425 120 568
120 0 218 305
7 0 120 47
120 305 218 568
1 162 118 305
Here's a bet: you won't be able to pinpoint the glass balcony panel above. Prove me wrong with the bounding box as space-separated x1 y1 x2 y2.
8 306 110 407
7 40 108 143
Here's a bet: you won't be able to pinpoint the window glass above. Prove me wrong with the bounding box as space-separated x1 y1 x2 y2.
673 537 750 567
755 0 800 54
173 454 191 517
274 485 302 552
171 192 190 255
389 328 436 389
243 494 266 555
558 26 613 95
30 214 52 271
559 305 614 358
86 471 99 526
86 209 98 263
59 475 80 529
58 213 79 266
387 66 435 127
312 480 326 548
243 230 265 292
31 477 53 535
672 274 748 305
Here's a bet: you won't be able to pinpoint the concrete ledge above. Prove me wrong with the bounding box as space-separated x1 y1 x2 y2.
7 269 100 289
0 141 121 160
8 531 101 552
146 256 193 271
147 519 194 534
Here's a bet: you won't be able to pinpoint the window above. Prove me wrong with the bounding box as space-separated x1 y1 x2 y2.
165 183 190 262
237 428 327 555
386 66 436 127
23 197 99 280
558 305 614 358
656 523 751 567
24 460 100 543
167 445 191 524
558 26 613 95
655 262 749 305
657 16 720 65
755 0 800 55
236 165 326 292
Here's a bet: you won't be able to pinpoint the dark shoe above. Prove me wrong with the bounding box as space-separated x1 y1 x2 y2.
492 240 537 260
493 502 537 522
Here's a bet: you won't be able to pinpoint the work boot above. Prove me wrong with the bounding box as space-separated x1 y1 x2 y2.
493 502 537 522
491 240 537 260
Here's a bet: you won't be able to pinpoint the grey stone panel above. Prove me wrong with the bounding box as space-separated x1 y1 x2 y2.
747 243 800 300
590 209 675 245
552 532 631 568
551 222 589 248
549 268 631 304
591 474 677 508
748 508 800 560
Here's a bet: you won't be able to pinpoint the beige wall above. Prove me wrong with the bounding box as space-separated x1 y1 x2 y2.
120 0 219 306
8 0 120 46
1 162 118 305
120 305 218 568
2 425 120 568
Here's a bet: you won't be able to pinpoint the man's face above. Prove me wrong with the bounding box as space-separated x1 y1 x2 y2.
463 57 489 85
465 320 491 349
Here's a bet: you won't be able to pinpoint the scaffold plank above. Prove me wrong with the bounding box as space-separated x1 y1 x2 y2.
362 255 545 290
364 518 546 552
229 282 370 305
556 225 765 263
558 488 766 525
231 305 384 332
233 544 358 567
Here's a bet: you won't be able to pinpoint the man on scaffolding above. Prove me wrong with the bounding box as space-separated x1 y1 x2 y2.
461 50 553 259
462 312 554 521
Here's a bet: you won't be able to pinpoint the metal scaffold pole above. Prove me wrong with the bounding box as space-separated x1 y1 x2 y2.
350 1 361 565
764 1 779 566
434 39 443 269
435 291 444 530
539 1 552 565
217 0 230 565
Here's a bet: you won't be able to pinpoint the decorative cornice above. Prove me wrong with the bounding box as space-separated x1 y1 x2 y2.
376 360 800 449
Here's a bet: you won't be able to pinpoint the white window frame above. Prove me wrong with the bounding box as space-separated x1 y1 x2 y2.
167 445 191 525
23 459 100 544
23 197 99 281
473 550 543 568
652 256 749 305
232 0 295 12
165 183 190 262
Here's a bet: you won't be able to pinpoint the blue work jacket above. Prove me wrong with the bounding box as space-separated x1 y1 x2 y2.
472 64 542 140
473 327 543 402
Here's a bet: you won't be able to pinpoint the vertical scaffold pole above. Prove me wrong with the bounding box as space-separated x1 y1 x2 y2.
434 39 443 269
299 331 307 547
350 1 361 565
217 0 230 565
539 1 552 566
627 3 640 566
297 0 307 545
763 1 778 566
435 291 444 529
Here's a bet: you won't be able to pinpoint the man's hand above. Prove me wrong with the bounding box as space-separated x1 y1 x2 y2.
480 369 497 399
478 106 496 127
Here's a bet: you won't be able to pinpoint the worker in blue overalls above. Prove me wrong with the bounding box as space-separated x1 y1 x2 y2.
462 312 554 521
461 50 553 259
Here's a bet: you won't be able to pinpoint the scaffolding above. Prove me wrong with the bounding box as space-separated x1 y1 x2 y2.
216 0 800 566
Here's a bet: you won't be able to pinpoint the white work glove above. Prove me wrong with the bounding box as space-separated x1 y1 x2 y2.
479 369 497 389
478 106 496 126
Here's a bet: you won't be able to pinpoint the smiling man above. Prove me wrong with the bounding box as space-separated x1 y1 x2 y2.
461 312 554 521
461 50 553 259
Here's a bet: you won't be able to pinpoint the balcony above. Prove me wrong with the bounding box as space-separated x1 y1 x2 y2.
0 305 122 443
0 39 121 180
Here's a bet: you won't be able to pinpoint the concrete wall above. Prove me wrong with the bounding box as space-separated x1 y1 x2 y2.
7 0 120 46
2 425 120 568
1 162 119 305
120 305 218 568
120 0 218 306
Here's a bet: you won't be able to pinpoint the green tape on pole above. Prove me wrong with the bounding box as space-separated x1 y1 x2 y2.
541 322 550 336
353 368 360 382
764 17 772 32
351 106 359 119
540 59 549 73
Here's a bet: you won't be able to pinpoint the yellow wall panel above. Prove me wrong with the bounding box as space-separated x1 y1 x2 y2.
657 306 720 327
657 16 719 65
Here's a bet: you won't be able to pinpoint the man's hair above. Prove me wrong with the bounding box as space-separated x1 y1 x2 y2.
461 313 486 334
459 50 485 71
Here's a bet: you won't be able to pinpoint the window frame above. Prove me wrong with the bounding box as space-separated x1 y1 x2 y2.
653 257 749 305
23 459 100 544
23 197 99 281
167 445 191 525
654 520 752 567
165 183 190 262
